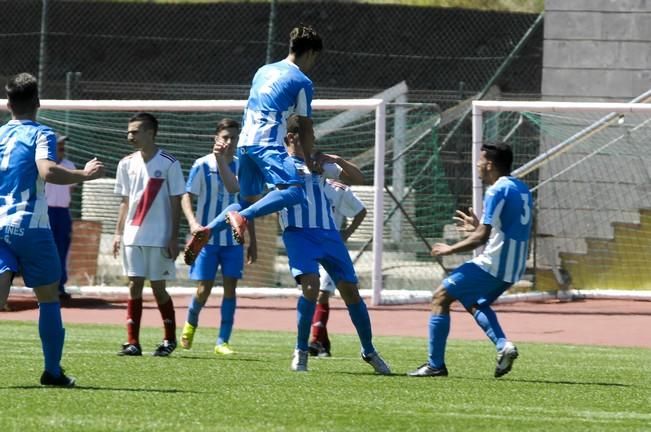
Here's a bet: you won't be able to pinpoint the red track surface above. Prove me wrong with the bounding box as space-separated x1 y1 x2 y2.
2 295 650 348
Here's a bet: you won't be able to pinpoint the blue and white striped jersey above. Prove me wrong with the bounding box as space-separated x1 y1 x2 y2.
0 120 57 231
472 176 533 283
239 59 313 148
279 158 342 231
186 154 239 246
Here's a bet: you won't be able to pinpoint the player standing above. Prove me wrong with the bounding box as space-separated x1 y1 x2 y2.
408 143 532 378
281 115 390 374
0 73 105 386
309 179 367 357
113 113 185 357
184 24 323 261
180 118 257 355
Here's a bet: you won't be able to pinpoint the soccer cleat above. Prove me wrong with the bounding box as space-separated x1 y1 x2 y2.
180 322 196 350
494 341 519 378
183 227 212 265
153 340 177 357
214 343 235 355
308 341 331 358
40 369 76 387
290 349 309 372
226 211 247 245
117 342 142 356
362 351 392 375
407 363 449 377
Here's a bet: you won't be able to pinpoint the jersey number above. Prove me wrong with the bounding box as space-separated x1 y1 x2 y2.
520 193 531 225
0 136 17 171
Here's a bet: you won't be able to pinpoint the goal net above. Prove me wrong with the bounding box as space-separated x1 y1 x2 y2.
2 99 444 304
473 100 651 299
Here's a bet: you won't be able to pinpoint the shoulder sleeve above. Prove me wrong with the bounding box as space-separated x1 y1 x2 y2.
321 162 343 180
35 129 57 161
480 184 505 226
338 188 366 218
114 159 129 196
168 160 186 197
185 160 204 195
294 80 314 118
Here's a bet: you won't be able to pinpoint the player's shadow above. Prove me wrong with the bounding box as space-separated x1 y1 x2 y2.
506 377 633 388
2 385 204 393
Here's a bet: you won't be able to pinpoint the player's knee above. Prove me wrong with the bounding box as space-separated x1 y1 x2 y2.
317 290 330 304
337 281 360 304
431 286 453 312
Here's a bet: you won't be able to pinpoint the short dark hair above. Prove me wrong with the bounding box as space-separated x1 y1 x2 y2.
215 118 239 134
481 142 513 174
286 114 300 134
5 73 39 115
129 112 159 136
289 24 323 57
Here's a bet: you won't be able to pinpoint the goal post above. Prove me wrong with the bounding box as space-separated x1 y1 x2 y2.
472 99 651 297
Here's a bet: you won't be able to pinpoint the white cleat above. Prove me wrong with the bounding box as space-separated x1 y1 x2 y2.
291 349 309 372
362 351 392 375
495 341 519 378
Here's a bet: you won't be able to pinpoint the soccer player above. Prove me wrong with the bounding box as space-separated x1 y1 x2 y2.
281 115 390 374
112 112 185 357
180 118 257 355
408 143 532 378
183 24 323 260
45 133 76 300
309 180 367 357
0 72 105 386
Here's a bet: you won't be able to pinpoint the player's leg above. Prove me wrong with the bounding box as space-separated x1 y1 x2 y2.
184 203 245 265
214 244 244 355
49 207 72 298
310 267 334 357
148 246 178 356
228 146 305 243
119 246 146 356
0 242 18 311
182 245 219 349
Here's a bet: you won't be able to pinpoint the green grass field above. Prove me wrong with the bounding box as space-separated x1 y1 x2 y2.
1 320 649 431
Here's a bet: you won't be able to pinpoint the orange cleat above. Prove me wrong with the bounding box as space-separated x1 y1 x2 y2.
226 211 247 245
183 227 212 265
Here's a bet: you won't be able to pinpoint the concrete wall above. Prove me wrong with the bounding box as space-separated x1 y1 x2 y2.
543 0 651 101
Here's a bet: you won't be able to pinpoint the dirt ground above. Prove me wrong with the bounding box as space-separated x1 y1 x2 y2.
2 294 650 349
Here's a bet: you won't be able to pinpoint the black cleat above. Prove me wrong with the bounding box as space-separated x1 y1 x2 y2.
153 340 177 357
118 342 142 356
308 341 331 357
40 369 76 387
407 363 449 377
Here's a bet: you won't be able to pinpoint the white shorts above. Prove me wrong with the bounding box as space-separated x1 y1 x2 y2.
123 246 176 281
319 266 336 294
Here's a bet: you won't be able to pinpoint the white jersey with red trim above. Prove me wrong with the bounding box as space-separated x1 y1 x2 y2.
323 179 366 230
114 149 185 247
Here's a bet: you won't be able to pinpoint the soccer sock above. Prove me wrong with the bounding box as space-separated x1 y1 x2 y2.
310 303 330 344
206 203 242 231
240 187 304 220
157 297 177 342
186 294 205 328
473 305 507 350
217 297 237 345
296 296 316 351
38 301 64 377
428 313 450 369
126 298 143 345
347 300 375 356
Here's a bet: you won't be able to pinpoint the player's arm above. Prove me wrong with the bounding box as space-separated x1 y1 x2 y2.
430 224 491 257
37 158 104 185
215 155 239 194
181 192 202 234
168 194 182 259
113 196 129 259
342 207 367 241
246 219 258 264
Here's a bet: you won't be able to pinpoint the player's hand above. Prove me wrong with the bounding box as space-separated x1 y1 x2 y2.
453 207 478 235
247 243 258 264
166 239 180 260
431 243 453 257
84 158 105 180
189 222 204 235
213 138 228 158
112 235 121 259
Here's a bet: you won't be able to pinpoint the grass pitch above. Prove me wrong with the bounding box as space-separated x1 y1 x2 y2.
1 320 649 431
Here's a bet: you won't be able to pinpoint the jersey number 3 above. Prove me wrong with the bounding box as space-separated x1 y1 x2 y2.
520 193 531 225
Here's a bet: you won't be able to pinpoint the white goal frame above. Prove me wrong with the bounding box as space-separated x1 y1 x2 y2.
2 98 388 304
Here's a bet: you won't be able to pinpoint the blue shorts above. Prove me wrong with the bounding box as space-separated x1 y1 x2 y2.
442 262 512 309
0 227 61 288
237 145 303 198
189 244 244 281
283 227 358 286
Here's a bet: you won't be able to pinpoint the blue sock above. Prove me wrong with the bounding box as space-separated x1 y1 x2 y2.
428 314 450 369
347 301 375 356
296 296 316 351
217 297 237 345
186 295 205 328
206 203 242 231
38 301 65 377
240 187 304 220
473 305 506 350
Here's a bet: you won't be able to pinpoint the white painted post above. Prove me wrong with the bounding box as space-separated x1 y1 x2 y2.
391 93 407 244
372 102 386 306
